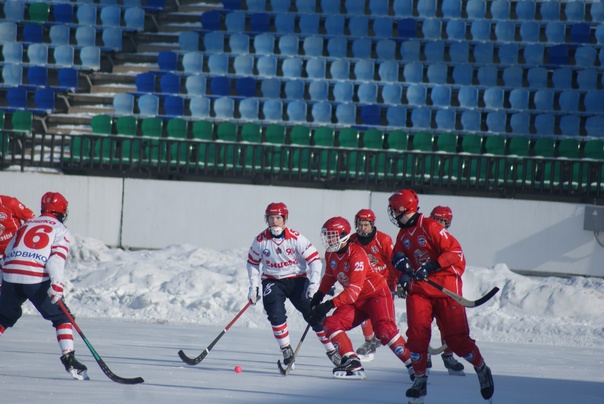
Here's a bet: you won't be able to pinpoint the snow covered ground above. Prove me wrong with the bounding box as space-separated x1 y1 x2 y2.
1 237 603 403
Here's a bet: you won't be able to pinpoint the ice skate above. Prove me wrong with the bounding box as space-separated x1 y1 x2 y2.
356 336 380 362
442 354 465 376
333 355 366 380
326 349 341 366
277 345 295 373
406 361 414 381
60 351 89 381
475 363 494 401
406 374 427 404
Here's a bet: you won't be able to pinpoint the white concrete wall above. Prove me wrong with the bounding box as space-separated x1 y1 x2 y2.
3 171 603 277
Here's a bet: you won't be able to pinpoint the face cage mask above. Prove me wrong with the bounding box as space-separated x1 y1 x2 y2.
355 219 375 237
266 215 286 237
321 229 351 252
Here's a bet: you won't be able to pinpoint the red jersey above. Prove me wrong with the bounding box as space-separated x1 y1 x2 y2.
0 195 35 255
318 242 389 308
392 214 465 298
350 229 398 291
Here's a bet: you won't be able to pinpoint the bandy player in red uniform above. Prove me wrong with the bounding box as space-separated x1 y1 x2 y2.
309 217 411 380
388 189 494 403
348 209 398 361
0 195 35 257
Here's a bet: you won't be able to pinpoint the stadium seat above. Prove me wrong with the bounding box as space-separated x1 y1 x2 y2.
249 13 270 33
235 77 256 97
410 108 431 129
499 44 519 65
466 0 486 18
584 92 604 114
559 115 580 137
354 60 374 81
283 58 303 78
263 99 283 121
516 1 535 20
124 7 145 32
524 44 544 66
185 75 206 97
570 23 590 44
348 16 369 38
403 62 423 83
57 68 78 92
204 32 225 53
360 105 381 126
76 26 96 47
214 97 235 119
510 112 530 135
577 69 597 90
484 88 504 110
274 13 295 34
422 19 441 40
495 21 515 42
534 114 555 136
113 93 135 115
330 59 350 81
509 89 529 110
284 80 304 99
435 110 456 130
309 81 328 101
400 40 420 61
474 43 494 64
2 42 22 63
406 84 427 106
357 83 378 104
210 76 230 96
306 58 326 79
386 105 407 127
299 14 319 35
446 19 466 41
229 33 250 54
397 18 418 39
233 54 253 75
303 36 323 57
378 61 399 82
182 52 203 74
189 96 211 118
460 110 481 132
325 15 345 36
534 90 554 112
477 65 497 87
585 117 604 137
491 0 510 19
138 94 159 116
427 63 447 85
502 66 523 87
471 20 490 41
424 41 445 63
352 38 371 59
312 102 332 124
430 86 451 107
253 33 274 55
527 67 548 88
336 103 356 125
486 111 506 133
49 25 70 46
201 9 221 30
381 83 402 105
540 1 560 20
333 82 354 103
551 67 572 89
373 17 393 38
278 35 298 56
286 101 307 122
327 37 347 58
376 39 396 60
393 0 413 17
80 46 101 71
163 95 185 118
458 87 478 108
100 6 121 27
575 47 597 67
179 31 199 52
452 64 473 85
519 21 539 43
257 55 277 77
239 98 260 120
260 78 280 98
558 91 580 112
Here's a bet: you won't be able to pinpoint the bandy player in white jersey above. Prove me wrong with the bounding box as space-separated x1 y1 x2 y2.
0 192 89 380
246 202 340 371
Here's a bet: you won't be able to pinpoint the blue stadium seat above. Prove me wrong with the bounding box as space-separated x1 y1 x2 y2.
214 97 235 119
138 94 159 116
27 66 47 87
250 13 270 33
210 76 231 96
422 19 441 40
325 15 345 36
486 111 507 133
378 61 399 82
235 77 256 97
182 52 204 74
357 83 378 104
483 88 504 109
575 47 597 67
238 98 259 120
424 41 445 63
510 112 530 135
509 89 529 110
407 84 427 106
201 10 222 30
591 2 604 21
502 66 523 87
114 93 135 115
157 51 178 72
260 78 280 98
330 59 350 80
458 87 478 108
352 38 371 59
527 67 548 88
461 110 481 131
309 81 328 101
208 54 228 74
516 1 535 20
449 42 469 63
333 81 354 103
278 35 298 56
417 0 436 17
320 0 339 14
257 55 277 76
247 0 266 12
327 37 347 58
263 99 283 121
57 68 78 92
584 92 604 114
386 105 406 127
577 69 597 90
284 80 304 99
552 67 572 89
491 0 510 20
254 33 274 54
495 21 515 42
306 58 326 79
446 19 466 41
189 96 210 118
100 5 121 27
397 18 418 39
299 14 319 35
400 41 420 61
559 115 580 136
49 25 70 46
548 44 569 66
376 39 396 60
373 17 393 38
222 0 241 10
393 0 413 17
348 16 369 37
2 42 22 63
270 0 290 12
312 102 332 124
545 22 565 44
0 21 18 43
499 43 519 65
76 26 96 47
282 58 303 78
585 117 604 137
570 23 590 44
410 107 431 129
558 90 580 112
534 90 554 111
233 54 253 75
179 31 199 52
102 28 123 52
295 0 315 14
303 36 323 57
466 0 486 18
286 101 307 122
430 86 451 107
442 0 461 18
403 62 423 83
520 21 539 43
564 2 585 22
80 46 101 70
274 13 295 34
523 44 544 65
471 20 490 41
76 4 97 26
452 64 473 85
336 103 356 125
354 60 374 81
204 32 225 53
435 109 456 130
534 114 555 136
595 25 604 46
124 7 145 32
540 1 560 21
34 87 55 113
381 83 402 104
4 0 25 21
369 0 389 15
345 0 365 15
477 65 497 86
229 33 250 54
427 63 447 84
474 43 494 64
361 104 381 126
185 75 206 96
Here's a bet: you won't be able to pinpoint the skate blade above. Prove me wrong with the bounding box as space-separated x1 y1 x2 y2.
357 353 374 362
407 397 424 404
447 369 466 376
333 370 366 380
68 369 90 381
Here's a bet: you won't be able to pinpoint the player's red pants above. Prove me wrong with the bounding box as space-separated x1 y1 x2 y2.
406 292 484 375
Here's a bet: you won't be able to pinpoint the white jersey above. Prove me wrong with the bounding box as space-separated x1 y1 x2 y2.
1 214 72 285
246 228 322 288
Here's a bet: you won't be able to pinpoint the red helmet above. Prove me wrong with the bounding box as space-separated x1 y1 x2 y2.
388 189 419 225
265 202 288 236
321 216 352 252
355 209 376 237
41 192 68 222
430 206 453 229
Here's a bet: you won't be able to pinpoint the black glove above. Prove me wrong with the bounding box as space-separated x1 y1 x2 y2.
395 274 410 298
309 299 334 324
310 291 325 310
413 261 440 281
392 252 414 277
